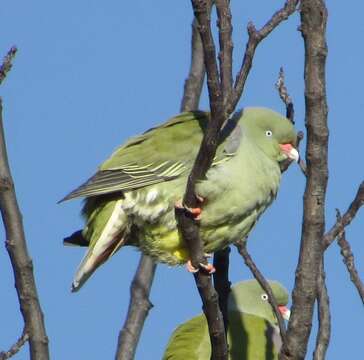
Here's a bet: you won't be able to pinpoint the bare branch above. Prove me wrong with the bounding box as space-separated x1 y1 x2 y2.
0 46 17 86
0 50 50 359
275 67 294 123
281 1 329 359
115 255 156 360
213 247 231 334
235 241 287 343
215 0 233 103
274 69 307 176
180 19 206 112
323 182 364 250
313 260 331 360
227 0 299 114
0 329 29 360
335 210 364 304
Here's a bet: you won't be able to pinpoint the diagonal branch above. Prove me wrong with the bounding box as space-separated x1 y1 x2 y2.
115 255 156 360
0 328 29 360
0 46 17 85
323 181 364 250
335 210 364 304
227 0 299 114
236 241 287 343
0 50 50 359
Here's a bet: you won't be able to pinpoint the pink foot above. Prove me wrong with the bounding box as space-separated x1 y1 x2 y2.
186 260 216 274
175 197 204 221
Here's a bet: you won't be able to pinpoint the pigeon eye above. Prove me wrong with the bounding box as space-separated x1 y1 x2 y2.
261 293 269 301
265 130 273 137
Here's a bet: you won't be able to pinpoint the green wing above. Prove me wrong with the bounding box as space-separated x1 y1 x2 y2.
61 111 239 202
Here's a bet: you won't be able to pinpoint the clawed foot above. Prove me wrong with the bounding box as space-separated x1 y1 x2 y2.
175 195 204 221
186 260 216 274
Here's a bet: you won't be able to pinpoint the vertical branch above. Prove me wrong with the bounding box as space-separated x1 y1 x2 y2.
180 19 206 112
213 247 231 334
313 259 331 360
215 0 233 103
0 50 50 359
115 255 156 360
281 1 329 359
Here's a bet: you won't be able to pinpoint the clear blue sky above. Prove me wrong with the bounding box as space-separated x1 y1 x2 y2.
0 1 363 359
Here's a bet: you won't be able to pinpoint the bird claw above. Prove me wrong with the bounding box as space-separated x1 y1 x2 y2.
175 197 203 221
186 260 216 274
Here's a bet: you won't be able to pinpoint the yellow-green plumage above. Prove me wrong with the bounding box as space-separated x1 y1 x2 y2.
162 280 289 360
61 108 298 291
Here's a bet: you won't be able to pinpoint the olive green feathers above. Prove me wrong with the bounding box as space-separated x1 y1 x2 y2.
162 280 290 360
61 108 298 291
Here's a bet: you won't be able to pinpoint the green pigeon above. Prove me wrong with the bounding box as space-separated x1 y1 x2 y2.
162 279 290 360
61 108 298 291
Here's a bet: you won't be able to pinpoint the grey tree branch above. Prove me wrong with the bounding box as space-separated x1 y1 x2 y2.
323 182 364 250
0 46 17 85
115 255 156 360
180 19 206 112
236 241 287 343
0 328 29 360
280 1 329 359
335 210 364 305
0 49 50 359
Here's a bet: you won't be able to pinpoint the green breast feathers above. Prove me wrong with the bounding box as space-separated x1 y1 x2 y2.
61 107 298 291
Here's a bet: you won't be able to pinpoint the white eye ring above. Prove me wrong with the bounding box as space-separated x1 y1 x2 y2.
265 130 273 137
261 293 269 301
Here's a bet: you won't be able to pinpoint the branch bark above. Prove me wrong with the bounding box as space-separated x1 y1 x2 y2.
281 1 329 359
115 255 156 360
0 49 50 359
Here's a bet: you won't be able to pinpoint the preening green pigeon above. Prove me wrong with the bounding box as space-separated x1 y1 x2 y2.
61 108 298 291
162 279 290 360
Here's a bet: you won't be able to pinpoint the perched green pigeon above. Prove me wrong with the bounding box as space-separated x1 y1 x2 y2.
61 108 298 291
162 279 290 360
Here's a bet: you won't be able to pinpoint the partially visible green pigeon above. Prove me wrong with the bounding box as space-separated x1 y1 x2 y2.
162 279 290 360
61 108 298 291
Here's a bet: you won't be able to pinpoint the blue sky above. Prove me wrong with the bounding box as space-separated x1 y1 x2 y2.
0 1 363 359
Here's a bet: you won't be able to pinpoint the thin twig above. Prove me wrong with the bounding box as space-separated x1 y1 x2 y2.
281 1 329 359
235 241 287 343
227 0 299 114
0 329 29 360
0 47 17 86
213 247 231 335
275 67 294 123
275 68 307 176
115 255 156 360
0 50 50 359
313 259 331 360
335 210 364 304
323 182 364 250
